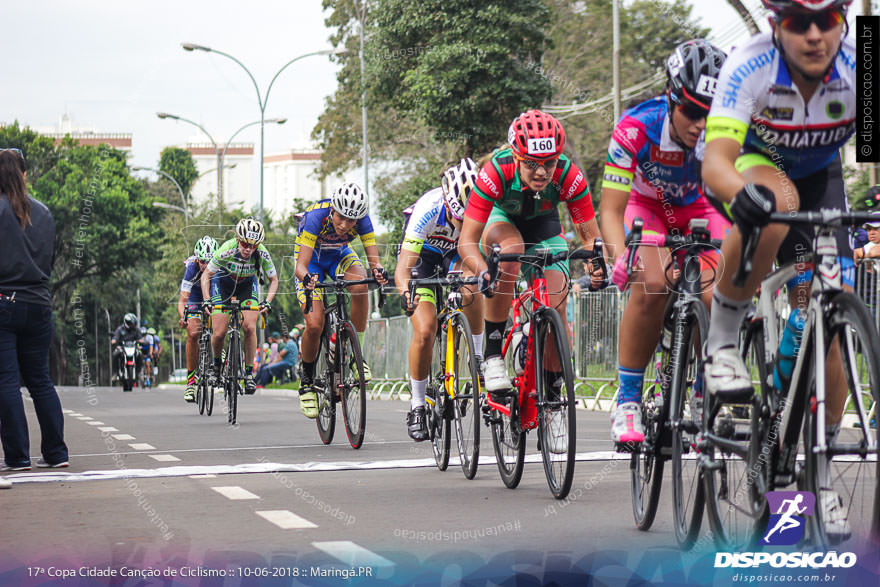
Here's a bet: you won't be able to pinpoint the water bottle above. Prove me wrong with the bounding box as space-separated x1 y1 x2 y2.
773 308 805 392
512 322 530 376
328 332 337 365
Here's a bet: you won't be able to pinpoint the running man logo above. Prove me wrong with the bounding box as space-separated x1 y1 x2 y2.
762 491 816 546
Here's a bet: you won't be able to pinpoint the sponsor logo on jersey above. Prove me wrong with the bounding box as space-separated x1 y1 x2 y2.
479 169 500 197
603 172 631 187
754 120 855 150
826 100 844 120
565 171 585 199
721 47 777 108
650 145 684 166
760 106 794 121
769 85 796 96
608 139 633 168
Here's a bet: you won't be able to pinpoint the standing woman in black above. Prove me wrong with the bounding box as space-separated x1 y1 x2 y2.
0 148 68 474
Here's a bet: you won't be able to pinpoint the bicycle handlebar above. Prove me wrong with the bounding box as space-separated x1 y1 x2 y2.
404 272 479 316
732 209 873 287
303 277 387 315
486 240 608 292
623 218 722 282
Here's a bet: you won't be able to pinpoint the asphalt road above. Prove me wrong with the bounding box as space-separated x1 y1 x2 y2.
1 385 876 586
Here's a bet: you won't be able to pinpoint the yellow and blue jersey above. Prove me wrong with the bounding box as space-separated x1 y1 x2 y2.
295 199 376 250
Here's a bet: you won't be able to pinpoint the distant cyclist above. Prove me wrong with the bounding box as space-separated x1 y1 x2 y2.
137 327 154 387
200 219 279 395
395 159 484 441
178 235 217 402
599 39 728 444
701 0 856 540
294 183 388 419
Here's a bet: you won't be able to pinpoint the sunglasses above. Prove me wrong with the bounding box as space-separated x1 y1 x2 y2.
0 147 24 159
776 9 844 34
518 157 558 172
678 102 709 122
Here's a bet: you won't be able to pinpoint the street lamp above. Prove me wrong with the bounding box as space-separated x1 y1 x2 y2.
152 201 187 215
133 166 189 222
157 113 285 227
182 43 345 220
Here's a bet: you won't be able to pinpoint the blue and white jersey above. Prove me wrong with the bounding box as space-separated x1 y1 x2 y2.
180 255 206 304
706 33 856 179
401 187 459 254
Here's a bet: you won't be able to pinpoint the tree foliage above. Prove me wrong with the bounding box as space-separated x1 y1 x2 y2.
159 146 199 198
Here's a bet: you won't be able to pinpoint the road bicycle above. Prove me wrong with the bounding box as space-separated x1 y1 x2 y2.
212 298 264 426
701 209 880 550
406 270 482 479
482 244 606 499
195 313 214 416
621 217 722 549
304 276 385 449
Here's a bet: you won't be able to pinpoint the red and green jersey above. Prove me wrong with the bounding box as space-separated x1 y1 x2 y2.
464 148 595 223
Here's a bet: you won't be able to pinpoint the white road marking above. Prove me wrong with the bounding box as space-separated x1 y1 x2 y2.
189 474 217 478
149 454 181 462
86 421 105 426
112 434 135 440
98 427 118 432
128 443 156 451
76 416 92 420
67 412 82 417
256 510 317 529
212 486 260 500
312 541 394 570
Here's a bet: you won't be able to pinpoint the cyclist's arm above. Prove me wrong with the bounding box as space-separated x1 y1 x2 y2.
200 266 216 302
294 242 315 282
702 136 745 205
599 185 630 262
265 273 279 303
394 245 421 297
363 244 382 271
458 216 487 276
177 290 189 322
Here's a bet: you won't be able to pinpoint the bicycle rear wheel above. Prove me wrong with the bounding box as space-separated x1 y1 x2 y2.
315 328 336 445
631 393 665 530
804 292 880 548
225 334 240 426
427 333 451 470
703 317 766 550
535 308 576 500
449 313 481 480
490 338 526 489
339 322 367 449
670 302 707 549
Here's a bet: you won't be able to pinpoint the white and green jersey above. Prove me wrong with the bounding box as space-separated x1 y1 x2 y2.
208 239 277 283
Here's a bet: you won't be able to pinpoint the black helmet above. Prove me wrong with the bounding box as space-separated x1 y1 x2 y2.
665 40 727 111
123 313 137 329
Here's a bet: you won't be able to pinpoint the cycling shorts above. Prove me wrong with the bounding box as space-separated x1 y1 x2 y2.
408 247 460 306
483 206 569 277
735 154 854 288
294 244 363 306
184 305 202 322
209 275 260 315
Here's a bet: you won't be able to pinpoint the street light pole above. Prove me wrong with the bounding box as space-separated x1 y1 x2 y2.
182 43 343 221
133 166 189 223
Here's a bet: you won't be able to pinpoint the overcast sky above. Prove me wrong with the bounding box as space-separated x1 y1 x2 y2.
1 1 861 182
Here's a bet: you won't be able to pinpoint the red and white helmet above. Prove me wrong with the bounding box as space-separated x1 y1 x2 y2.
507 110 566 161
762 0 851 12
441 158 477 220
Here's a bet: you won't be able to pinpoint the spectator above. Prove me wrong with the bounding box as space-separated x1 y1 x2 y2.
267 331 281 364
854 212 880 264
256 331 299 388
0 148 69 478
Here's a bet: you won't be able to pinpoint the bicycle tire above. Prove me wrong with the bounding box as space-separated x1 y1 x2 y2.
197 333 209 415
670 301 707 549
535 307 576 500
803 292 880 548
316 323 336 445
427 334 451 471
703 317 767 550
490 335 526 489
339 321 367 449
226 332 240 426
449 312 481 480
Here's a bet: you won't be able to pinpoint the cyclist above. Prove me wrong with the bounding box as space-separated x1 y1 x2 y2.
177 235 217 402
110 313 142 382
395 158 484 442
458 109 603 401
200 218 279 395
147 328 161 378
294 183 388 419
701 0 856 539
599 39 729 444
137 326 154 387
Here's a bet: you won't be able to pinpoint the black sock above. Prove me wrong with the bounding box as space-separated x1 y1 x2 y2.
484 320 507 358
301 360 316 382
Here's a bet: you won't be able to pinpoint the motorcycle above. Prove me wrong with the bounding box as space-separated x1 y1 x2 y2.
119 341 140 392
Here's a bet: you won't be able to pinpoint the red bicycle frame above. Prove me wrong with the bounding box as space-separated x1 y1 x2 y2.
483 273 551 430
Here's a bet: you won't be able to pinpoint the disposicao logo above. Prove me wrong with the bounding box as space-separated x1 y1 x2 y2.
762 491 815 546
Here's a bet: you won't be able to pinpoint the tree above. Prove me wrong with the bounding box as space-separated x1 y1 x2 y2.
159 147 199 199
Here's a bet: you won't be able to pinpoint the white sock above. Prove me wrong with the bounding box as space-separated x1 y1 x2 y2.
472 332 484 360
707 290 752 355
410 377 428 409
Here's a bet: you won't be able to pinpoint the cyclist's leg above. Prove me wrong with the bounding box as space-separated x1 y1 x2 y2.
408 248 441 407
210 275 231 360
338 249 368 337
706 154 799 396
239 278 260 378
185 310 201 385
296 249 328 384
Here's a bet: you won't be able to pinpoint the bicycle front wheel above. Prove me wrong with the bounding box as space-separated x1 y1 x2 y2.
448 313 481 480
670 302 707 549
534 308 576 500
427 332 451 471
315 328 336 445
225 334 240 426
804 292 880 548
339 322 367 449
490 339 525 489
